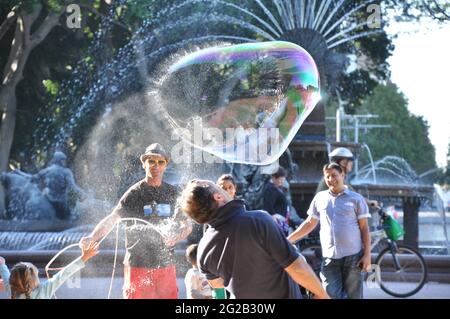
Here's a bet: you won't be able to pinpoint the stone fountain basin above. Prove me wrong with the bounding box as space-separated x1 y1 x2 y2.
0 220 81 232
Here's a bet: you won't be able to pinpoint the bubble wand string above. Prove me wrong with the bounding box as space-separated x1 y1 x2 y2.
107 222 120 299
45 217 164 299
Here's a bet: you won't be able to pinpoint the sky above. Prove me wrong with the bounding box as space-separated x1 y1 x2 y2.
386 21 450 168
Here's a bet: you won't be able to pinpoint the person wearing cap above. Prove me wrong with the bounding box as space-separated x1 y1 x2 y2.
316 147 378 208
79 143 192 299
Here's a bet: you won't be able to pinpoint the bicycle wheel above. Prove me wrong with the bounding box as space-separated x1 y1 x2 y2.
375 244 427 297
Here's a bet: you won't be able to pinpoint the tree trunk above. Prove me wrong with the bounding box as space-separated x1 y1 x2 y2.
0 86 16 216
0 86 16 172
0 2 64 215
0 9 35 215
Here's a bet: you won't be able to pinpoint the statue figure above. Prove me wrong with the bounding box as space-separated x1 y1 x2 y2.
32 152 85 220
0 170 55 220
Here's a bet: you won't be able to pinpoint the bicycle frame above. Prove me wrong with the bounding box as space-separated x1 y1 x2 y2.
371 208 405 272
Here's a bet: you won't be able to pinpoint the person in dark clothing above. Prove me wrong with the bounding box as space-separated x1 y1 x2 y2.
216 174 237 199
263 167 288 217
179 179 329 299
79 143 192 299
263 166 290 235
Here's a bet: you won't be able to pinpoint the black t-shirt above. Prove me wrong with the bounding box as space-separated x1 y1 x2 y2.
115 179 181 268
198 200 302 299
263 181 288 217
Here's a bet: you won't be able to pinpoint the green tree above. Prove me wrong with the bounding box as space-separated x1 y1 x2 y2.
0 0 70 214
425 0 450 22
437 142 450 187
358 82 437 173
0 0 157 214
382 0 449 22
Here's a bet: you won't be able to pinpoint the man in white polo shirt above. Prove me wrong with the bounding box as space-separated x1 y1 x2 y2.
288 162 371 299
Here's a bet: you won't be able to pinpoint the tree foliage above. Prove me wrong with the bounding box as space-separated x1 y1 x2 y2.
358 82 437 173
386 0 450 22
437 142 450 187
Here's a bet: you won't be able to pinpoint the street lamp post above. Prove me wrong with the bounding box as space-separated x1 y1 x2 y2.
327 108 390 175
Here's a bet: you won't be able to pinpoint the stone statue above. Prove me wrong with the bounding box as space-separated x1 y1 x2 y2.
32 152 85 220
0 170 55 220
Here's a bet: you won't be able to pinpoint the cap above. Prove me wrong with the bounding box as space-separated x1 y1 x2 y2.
139 143 170 163
328 147 354 160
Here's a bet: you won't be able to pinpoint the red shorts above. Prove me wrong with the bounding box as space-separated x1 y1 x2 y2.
123 264 178 299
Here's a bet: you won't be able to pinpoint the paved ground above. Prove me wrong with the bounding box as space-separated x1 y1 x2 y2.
1 276 449 299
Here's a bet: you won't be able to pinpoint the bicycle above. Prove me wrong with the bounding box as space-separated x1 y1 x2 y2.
297 207 428 298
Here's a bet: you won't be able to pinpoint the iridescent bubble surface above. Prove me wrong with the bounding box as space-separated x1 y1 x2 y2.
157 41 320 165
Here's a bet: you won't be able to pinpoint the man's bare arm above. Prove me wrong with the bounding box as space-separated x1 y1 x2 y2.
285 256 330 299
175 217 193 241
92 211 121 240
358 218 372 271
162 213 193 247
79 211 121 248
287 215 319 244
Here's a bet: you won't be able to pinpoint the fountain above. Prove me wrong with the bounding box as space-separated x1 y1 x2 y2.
0 170 55 221
0 151 112 250
1 2 448 295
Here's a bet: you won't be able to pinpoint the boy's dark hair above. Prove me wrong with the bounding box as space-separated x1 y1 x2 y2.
180 180 219 224
185 244 198 265
217 174 236 186
272 166 287 179
323 162 343 174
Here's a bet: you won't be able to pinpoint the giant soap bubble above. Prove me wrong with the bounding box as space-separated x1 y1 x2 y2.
156 41 320 165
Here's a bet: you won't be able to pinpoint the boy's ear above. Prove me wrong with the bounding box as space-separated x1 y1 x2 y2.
213 192 223 202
